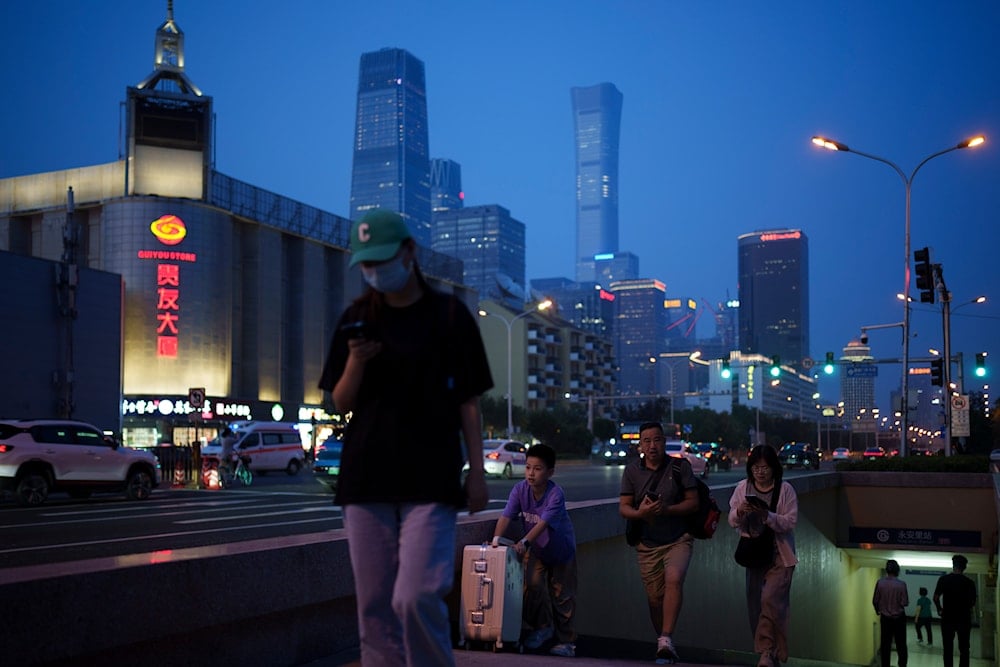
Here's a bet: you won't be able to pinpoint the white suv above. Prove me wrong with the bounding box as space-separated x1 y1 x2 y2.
0 419 160 506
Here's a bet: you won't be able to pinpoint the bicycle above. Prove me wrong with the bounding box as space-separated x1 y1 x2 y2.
220 455 253 488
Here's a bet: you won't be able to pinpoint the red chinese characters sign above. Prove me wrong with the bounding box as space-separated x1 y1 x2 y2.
140 215 197 357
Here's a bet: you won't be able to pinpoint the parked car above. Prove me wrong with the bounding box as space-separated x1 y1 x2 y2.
0 419 160 506
831 447 851 461
693 442 732 471
312 441 342 491
203 421 306 475
863 446 886 461
778 442 821 470
463 439 527 479
665 440 709 478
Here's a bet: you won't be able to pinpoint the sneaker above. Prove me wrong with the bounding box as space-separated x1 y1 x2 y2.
549 643 576 657
656 635 679 663
523 625 553 649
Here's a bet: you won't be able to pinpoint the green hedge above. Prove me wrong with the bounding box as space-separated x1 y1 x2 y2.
835 455 990 473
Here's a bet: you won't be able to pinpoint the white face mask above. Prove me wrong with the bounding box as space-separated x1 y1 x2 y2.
361 255 413 293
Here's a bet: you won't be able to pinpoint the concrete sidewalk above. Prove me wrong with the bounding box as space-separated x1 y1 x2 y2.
300 635 754 666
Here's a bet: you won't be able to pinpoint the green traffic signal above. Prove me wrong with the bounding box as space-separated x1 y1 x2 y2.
769 355 781 378
823 351 835 375
975 352 987 378
721 359 732 379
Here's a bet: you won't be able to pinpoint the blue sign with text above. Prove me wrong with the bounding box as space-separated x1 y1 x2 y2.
846 363 878 378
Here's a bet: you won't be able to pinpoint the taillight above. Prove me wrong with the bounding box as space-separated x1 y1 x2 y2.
486 451 500 460
0 443 12 453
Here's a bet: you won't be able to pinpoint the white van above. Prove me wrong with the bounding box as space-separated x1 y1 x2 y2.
205 422 306 475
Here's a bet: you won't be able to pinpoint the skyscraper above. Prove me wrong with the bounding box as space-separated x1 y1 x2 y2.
611 278 667 395
432 204 526 302
737 229 810 372
349 48 432 245
571 83 622 283
430 158 463 212
840 338 877 435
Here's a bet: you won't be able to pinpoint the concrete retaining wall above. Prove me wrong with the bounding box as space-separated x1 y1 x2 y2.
1 472 996 666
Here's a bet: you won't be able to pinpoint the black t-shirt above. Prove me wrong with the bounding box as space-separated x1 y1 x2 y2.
934 572 977 622
318 289 493 507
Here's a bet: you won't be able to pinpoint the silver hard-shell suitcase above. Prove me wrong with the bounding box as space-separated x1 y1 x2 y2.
458 541 523 650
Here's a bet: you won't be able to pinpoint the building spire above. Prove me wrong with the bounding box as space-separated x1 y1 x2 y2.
136 1 203 96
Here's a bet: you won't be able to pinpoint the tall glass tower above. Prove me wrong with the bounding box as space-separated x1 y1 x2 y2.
571 83 622 283
349 48 432 245
430 158 463 212
432 204 525 301
737 229 810 372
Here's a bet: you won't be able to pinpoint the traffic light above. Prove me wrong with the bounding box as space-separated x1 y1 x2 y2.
930 358 944 386
914 247 935 304
769 356 781 378
823 352 835 375
720 359 732 379
975 352 987 378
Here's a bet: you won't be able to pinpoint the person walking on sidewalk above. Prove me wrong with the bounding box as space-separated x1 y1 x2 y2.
873 559 909 667
619 421 699 664
934 554 977 667
915 587 933 646
318 209 493 667
728 444 798 667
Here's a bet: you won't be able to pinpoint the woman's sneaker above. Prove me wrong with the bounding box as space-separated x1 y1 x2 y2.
549 643 576 657
656 635 679 663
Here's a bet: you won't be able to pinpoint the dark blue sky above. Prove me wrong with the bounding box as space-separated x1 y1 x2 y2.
2 1 998 413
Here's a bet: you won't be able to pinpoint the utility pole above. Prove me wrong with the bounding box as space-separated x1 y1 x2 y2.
55 187 78 418
938 264 953 456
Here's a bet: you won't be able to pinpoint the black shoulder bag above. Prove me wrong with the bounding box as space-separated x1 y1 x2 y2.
734 484 781 568
625 463 669 547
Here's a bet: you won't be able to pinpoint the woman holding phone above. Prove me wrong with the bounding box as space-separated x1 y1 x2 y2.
728 445 799 667
318 209 493 667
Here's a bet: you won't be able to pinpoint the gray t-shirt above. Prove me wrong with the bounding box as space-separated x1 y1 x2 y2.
620 457 697 546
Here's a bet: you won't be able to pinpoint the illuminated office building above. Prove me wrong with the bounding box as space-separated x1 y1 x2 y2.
737 229 810 372
571 83 622 283
432 204 526 302
349 48 432 245
610 279 667 396
430 158 464 212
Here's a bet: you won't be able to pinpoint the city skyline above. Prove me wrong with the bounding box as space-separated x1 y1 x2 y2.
2 1 998 416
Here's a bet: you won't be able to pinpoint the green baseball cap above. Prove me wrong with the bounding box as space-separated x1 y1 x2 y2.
348 209 412 267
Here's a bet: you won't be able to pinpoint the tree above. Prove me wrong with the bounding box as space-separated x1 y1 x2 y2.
523 404 592 458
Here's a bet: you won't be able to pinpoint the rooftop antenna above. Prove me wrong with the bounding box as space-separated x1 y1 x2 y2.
136 0 202 95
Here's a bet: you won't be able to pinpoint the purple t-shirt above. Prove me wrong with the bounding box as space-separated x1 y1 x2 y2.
501 479 577 565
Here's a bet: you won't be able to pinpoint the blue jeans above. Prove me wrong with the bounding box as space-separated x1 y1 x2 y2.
344 503 458 667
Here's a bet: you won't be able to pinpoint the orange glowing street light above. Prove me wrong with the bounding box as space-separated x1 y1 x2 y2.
810 133 986 456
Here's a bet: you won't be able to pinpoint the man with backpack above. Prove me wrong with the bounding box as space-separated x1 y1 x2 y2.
619 421 699 664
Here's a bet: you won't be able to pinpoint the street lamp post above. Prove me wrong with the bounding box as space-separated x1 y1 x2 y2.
811 134 985 456
478 300 552 437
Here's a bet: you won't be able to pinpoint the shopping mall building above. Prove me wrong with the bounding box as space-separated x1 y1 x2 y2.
0 10 467 449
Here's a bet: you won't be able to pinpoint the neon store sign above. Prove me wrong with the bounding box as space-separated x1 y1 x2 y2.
759 231 801 242
122 396 252 420
139 215 197 357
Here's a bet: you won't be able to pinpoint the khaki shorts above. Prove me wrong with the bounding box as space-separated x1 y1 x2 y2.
636 535 694 603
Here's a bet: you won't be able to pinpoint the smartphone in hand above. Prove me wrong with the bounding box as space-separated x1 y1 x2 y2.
339 321 373 340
